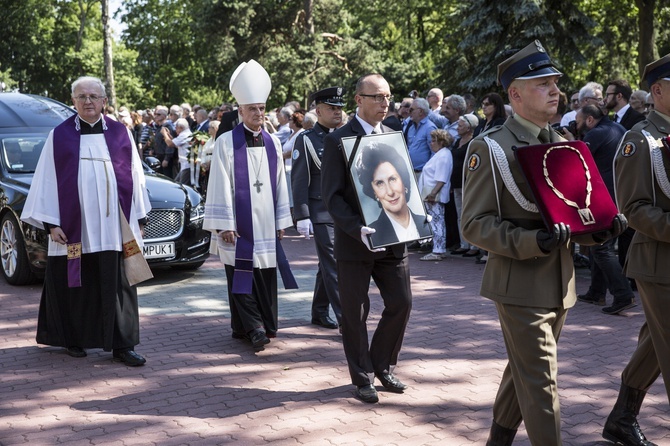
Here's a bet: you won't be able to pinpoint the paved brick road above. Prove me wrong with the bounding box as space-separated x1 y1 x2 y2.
1 229 668 445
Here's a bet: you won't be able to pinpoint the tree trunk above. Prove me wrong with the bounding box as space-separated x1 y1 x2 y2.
635 0 657 81
304 0 314 35
101 0 116 107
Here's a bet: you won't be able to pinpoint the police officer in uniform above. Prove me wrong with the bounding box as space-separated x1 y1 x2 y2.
291 87 346 330
605 54 670 446
461 41 626 445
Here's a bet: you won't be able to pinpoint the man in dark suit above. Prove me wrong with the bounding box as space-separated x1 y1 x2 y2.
291 86 346 330
194 108 210 133
605 79 646 130
606 53 670 446
572 105 636 315
461 41 625 445
322 73 412 404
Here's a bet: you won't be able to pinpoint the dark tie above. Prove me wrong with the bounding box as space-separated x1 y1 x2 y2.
614 115 620 123
538 128 550 143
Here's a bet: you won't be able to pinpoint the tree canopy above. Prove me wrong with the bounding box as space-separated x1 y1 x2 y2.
1 0 668 110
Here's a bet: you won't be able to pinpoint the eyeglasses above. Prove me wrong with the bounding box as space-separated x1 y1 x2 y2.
409 108 417 112
359 94 394 103
400 103 411 108
74 95 105 103
571 99 580 103
583 96 602 102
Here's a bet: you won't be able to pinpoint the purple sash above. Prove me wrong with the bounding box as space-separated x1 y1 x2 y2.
53 115 134 287
231 124 297 293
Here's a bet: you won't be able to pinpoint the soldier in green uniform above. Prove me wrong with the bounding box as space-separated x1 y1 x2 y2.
605 54 670 446
461 41 626 446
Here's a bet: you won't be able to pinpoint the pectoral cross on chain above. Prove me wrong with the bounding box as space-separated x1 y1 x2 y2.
253 179 263 193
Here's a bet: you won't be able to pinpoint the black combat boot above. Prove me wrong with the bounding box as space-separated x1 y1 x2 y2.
602 384 657 446
486 420 517 446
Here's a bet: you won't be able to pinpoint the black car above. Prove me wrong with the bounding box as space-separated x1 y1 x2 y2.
0 92 210 285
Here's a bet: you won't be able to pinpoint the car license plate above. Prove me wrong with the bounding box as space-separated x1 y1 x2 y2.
143 242 175 259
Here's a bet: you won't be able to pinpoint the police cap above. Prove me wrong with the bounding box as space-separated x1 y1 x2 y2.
310 87 345 107
497 40 563 91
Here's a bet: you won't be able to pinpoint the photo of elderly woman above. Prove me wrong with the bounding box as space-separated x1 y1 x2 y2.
348 136 432 248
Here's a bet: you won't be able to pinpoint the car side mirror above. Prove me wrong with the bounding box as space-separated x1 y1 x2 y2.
144 156 160 170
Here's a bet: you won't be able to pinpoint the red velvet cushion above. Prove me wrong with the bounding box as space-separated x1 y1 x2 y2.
514 141 618 236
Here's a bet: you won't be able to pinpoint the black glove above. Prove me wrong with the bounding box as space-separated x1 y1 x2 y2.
537 222 571 253
593 214 628 243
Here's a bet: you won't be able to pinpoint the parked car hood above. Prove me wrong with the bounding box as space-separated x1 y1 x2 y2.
4 172 189 209
145 172 190 208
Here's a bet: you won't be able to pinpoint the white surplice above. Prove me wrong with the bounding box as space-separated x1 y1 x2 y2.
21 127 151 256
203 129 292 269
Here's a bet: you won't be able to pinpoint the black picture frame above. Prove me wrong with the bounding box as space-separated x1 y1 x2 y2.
340 131 432 248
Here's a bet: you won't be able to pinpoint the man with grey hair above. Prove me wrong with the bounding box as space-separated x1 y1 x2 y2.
22 75 151 367
629 89 648 114
560 82 604 127
162 118 193 185
181 102 194 129
406 97 437 173
194 108 210 132
275 106 293 145
441 94 466 138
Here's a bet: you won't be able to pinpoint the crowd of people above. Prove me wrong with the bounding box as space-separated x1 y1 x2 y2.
25 41 670 446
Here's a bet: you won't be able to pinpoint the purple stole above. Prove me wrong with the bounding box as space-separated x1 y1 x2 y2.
53 115 134 287
231 124 297 294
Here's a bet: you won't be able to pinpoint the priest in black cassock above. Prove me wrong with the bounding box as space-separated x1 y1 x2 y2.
22 76 152 366
204 60 295 352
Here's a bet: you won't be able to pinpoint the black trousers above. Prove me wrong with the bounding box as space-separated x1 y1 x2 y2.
225 265 278 336
311 223 342 323
337 252 412 386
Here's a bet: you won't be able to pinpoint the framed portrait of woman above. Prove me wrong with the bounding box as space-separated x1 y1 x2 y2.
340 131 433 248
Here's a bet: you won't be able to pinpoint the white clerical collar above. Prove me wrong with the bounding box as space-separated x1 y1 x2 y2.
75 114 106 132
355 114 382 135
243 123 262 137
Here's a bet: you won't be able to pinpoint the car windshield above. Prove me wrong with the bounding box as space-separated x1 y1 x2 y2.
2 137 46 173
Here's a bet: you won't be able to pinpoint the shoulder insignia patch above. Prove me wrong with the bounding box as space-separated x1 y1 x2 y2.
621 142 637 157
292 149 300 160
467 153 481 171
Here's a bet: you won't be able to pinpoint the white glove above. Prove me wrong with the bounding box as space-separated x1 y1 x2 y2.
297 219 312 240
361 226 386 252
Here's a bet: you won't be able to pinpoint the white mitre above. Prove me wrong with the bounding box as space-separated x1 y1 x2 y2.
229 60 272 105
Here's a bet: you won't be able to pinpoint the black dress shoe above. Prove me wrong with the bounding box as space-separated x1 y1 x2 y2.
355 384 379 403
603 298 636 315
113 350 146 366
375 373 408 393
311 315 338 329
66 346 87 358
249 330 270 352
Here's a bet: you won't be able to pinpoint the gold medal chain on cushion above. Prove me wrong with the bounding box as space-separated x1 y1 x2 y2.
542 145 595 225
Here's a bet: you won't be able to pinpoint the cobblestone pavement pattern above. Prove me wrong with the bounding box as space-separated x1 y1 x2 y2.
1 229 668 445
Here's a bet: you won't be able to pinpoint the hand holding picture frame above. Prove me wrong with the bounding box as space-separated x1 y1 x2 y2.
340 131 432 248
